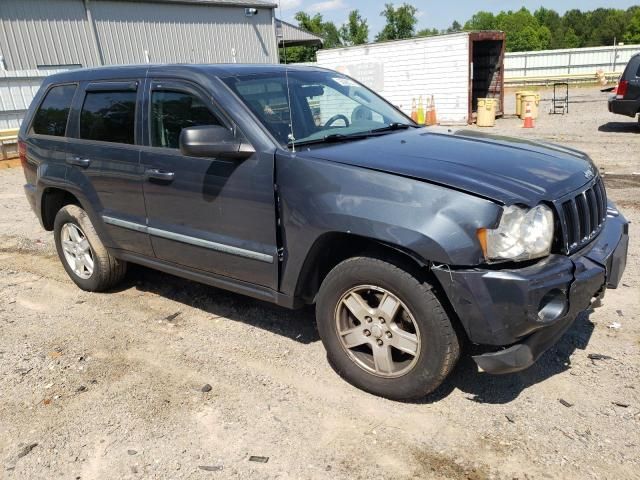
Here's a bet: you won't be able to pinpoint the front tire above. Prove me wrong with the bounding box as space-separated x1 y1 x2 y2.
316 257 459 400
54 205 127 291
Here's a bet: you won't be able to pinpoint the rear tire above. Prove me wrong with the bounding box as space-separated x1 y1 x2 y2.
54 205 127 291
316 256 460 400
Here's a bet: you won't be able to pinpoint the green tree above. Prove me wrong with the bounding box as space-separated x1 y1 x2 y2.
323 21 342 48
563 27 580 48
584 8 627 46
624 8 640 43
446 6 639 52
464 11 497 31
416 27 440 37
340 9 369 46
494 8 551 51
376 3 418 41
294 12 342 48
447 20 462 33
535 7 565 48
280 12 342 63
562 9 588 47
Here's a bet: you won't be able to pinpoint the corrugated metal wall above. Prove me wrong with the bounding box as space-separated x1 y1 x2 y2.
90 1 277 64
316 34 470 124
0 0 279 127
505 44 640 78
0 0 278 70
0 69 69 128
0 0 101 70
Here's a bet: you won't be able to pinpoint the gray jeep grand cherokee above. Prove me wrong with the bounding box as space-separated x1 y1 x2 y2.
19 64 629 400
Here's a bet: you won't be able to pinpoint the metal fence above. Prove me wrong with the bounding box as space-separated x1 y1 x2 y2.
505 44 639 79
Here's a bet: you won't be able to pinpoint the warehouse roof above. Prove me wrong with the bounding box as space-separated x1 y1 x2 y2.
276 19 323 47
103 0 278 7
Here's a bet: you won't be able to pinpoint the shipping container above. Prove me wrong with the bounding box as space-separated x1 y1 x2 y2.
315 31 506 125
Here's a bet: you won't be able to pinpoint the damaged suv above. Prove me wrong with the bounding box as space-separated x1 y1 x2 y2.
20 65 629 400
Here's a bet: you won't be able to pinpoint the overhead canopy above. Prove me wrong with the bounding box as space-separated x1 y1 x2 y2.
276 19 323 48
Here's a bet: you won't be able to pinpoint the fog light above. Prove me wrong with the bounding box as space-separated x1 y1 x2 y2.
537 289 568 323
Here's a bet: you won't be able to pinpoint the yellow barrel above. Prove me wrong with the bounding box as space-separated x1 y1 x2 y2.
520 92 540 119
515 91 524 117
476 98 497 127
516 91 538 117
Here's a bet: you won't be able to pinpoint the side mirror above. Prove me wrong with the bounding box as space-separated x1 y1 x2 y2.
179 125 255 160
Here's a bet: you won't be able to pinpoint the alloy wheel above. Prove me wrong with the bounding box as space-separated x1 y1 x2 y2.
60 223 94 279
334 285 420 378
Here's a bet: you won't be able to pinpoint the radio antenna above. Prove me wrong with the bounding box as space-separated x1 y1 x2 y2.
278 0 296 152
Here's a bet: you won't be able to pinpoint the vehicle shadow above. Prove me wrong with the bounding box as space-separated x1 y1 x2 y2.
420 311 596 405
113 265 596 402
598 122 639 133
116 264 320 344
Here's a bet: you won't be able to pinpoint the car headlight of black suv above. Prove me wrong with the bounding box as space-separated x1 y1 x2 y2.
478 204 555 262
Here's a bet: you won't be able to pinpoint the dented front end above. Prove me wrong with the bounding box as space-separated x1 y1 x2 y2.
433 204 629 374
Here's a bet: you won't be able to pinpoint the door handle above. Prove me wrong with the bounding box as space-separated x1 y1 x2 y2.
67 157 91 168
145 168 175 182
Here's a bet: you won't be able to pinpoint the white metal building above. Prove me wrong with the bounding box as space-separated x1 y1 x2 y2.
315 32 506 125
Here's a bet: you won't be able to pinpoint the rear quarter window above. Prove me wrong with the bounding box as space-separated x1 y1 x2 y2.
31 84 77 136
624 55 640 78
80 90 136 144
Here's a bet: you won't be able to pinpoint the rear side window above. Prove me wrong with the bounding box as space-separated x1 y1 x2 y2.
151 90 222 149
31 84 77 136
80 91 136 144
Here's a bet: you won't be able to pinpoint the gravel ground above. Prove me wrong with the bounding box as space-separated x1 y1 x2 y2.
0 86 639 479
496 86 639 175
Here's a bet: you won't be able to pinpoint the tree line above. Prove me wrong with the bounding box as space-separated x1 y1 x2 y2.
280 3 640 63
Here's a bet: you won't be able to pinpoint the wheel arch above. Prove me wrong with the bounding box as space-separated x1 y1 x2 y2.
294 232 431 304
38 184 114 251
292 232 470 346
40 187 81 231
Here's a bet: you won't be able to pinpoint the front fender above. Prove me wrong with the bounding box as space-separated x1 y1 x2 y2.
276 153 501 297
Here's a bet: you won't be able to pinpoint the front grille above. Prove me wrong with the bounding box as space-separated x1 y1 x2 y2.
558 176 607 254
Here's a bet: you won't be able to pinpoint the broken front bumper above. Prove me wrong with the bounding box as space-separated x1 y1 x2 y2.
433 205 629 375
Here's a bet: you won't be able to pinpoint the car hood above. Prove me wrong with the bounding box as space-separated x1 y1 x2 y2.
294 128 597 206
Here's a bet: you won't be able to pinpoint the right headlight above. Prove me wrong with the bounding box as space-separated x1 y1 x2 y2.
477 204 554 262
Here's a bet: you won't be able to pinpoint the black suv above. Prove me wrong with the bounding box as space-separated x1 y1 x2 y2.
20 65 629 400
609 52 640 121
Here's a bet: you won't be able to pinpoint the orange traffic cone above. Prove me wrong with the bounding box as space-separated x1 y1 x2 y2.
425 96 433 126
430 94 437 125
410 98 418 123
523 101 534 128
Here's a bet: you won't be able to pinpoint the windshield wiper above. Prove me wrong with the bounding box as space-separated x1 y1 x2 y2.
288 123 419 147
288 132 368 147
369 122 419 133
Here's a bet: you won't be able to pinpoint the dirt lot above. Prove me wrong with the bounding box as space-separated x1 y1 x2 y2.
1 86 639 479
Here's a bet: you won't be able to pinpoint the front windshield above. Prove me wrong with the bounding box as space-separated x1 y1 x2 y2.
221 69 413 146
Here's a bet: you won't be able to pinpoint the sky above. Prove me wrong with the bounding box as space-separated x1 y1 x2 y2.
276 0 640 37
